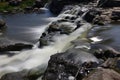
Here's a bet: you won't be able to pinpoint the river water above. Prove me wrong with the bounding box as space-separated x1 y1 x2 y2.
0 8 55 43
0 7 120 79
0 6 93 78
88 23 120 51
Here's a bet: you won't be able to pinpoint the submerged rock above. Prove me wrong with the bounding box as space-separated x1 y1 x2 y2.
42 48 99 80
0 38 33 51
0 68 43 80
0 43 33 51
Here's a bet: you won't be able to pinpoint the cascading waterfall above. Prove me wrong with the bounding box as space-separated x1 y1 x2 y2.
0 6 92 78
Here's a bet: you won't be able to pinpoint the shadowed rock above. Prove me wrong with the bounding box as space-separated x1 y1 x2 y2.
42 48 99 80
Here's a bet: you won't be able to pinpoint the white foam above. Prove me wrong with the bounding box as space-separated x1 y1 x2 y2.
0 23 92 78
90 36 103 43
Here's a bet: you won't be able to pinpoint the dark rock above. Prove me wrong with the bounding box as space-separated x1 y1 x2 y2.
91 44 120 60
111 11 120 21
24 6 33 13
0 52 16 57
33 0 45 8
42 48 99 80
100 58 120 73
0 69 43 80
9 0 22 6
0 71 29 80
0 43 33 51
93 15 105 25
97 0 120 7
83 9 101 23
83 68 120 80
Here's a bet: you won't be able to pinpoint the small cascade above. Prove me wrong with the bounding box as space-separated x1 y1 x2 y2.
0 6 92 78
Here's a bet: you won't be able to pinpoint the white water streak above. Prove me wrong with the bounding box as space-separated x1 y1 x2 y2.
0 23 92 77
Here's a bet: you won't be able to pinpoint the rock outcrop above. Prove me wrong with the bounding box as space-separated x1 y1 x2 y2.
0 43 33 51
42 48 99 80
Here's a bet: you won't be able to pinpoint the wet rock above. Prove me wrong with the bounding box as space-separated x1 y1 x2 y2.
24 6 33 13
0 43 33 51
83 68 120 80
93 15 105 25
91 44 120 60
0 38 33 51
111 11 120 21
83 9 101 23
42 48 99 80
0 71 29 80
0 68 43 80
39 20 77 47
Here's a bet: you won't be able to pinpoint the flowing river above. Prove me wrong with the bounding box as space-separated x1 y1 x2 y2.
0 6 120 80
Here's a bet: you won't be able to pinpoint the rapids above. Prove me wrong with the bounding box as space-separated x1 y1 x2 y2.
0 7 92 78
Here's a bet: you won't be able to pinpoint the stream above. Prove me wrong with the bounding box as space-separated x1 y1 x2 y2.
0 7 120 80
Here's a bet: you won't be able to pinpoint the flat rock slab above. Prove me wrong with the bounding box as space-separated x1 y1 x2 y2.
0 38 33 51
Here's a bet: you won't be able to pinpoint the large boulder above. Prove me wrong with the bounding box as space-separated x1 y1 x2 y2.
0 38 33 51
42 48 99 80
83 9 101 23
39 19 79 47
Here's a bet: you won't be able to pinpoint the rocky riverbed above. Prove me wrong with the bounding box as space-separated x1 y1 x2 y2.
0 0 120 80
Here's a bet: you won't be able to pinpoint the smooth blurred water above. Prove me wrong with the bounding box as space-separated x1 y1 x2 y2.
100 23 120 51
0 8 55 43
89 22 120 51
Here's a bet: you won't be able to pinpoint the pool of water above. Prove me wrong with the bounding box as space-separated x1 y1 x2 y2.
88 22 120 51
0 8 55 43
